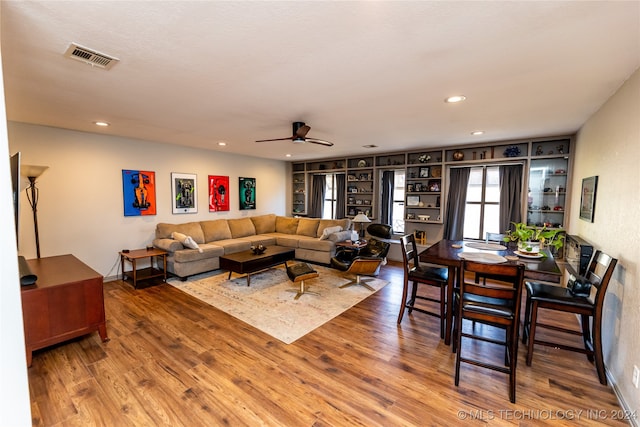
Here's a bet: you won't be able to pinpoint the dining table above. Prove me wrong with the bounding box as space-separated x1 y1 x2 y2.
418 239 563 345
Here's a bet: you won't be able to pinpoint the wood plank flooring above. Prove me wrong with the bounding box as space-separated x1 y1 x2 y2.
27 261 630 426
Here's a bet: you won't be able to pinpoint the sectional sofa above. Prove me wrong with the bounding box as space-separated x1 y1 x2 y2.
153 214 352 279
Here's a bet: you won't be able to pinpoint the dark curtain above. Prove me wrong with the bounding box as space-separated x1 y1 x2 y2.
335 173 346 219
443 167 470 240
380 170 394 226
499 164 523 232
308 174 326 218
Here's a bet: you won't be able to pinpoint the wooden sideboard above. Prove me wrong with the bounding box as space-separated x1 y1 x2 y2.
20 254 108 366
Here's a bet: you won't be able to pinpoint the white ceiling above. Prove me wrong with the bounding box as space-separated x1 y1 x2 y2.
2 1 639 161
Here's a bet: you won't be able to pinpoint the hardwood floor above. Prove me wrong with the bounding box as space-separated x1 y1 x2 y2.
27 261 628 426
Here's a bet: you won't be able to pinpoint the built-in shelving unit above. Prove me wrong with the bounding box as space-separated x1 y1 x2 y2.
289 136 574 245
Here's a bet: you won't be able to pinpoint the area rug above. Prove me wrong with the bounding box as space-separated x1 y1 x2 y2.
167 265 389 344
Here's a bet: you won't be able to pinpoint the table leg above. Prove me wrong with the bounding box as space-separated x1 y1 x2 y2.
246 273 251 286
444 265 456 346
132 258 138 289
121 255 125 281
162 254 167 282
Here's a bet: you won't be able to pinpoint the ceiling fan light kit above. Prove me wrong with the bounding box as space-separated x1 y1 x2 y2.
255 122 334 147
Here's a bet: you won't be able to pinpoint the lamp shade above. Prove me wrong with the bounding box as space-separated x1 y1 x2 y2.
352 213 371 223
21 165 49 179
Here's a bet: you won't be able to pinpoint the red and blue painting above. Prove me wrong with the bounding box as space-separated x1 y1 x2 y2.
122 170 157 216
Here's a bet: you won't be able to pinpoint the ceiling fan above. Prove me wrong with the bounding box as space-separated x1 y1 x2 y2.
255 122 334 147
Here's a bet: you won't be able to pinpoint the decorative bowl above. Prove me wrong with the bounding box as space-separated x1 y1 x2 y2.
250 244 266 255
418 215 430 221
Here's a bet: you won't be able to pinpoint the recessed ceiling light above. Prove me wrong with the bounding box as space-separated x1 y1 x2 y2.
445 95 466 103
93 121 110 127
285 154 292 158
471 130 484 136
217 141 227 146
363 144 378 149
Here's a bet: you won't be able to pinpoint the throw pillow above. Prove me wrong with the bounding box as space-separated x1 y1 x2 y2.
319 225 343 240
171 231 203 253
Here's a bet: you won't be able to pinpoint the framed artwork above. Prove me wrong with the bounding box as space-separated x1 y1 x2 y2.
239 177 256 210
122 170 156 216
419 167 430 178
407 195 420 206
209 175 229 212
579 176 598 222
171 172 197 214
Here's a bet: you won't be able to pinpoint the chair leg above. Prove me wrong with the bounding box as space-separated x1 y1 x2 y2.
340 275 375 291
454 313 463 385
407 281 418 314
397 278 410 324
287 279 320 300
439 284 446 339
581 314 595 363
522 292 532 344
526 301 539 366
592 314 607 385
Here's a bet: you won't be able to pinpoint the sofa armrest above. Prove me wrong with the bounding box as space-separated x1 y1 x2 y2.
153 238 184 253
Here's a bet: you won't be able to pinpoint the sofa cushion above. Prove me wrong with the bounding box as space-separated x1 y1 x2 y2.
296 218 320 237
228 217 256 238
173 244 224 263
201 219 232 242
156 222 205 244
251 214 276 234
213 239 252 254
298 237 334 251
317 219 352 238
275 216 299 234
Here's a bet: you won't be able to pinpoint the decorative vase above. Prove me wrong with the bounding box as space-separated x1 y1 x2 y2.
452 151 464 161
518 241 540 254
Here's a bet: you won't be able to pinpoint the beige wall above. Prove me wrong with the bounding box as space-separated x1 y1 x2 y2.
8 122 288 277
571 68 639 414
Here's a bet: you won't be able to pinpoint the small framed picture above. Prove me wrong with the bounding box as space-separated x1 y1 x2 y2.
407 184 414 192
419 167 430 178
407 195 420 206
579 176 598 222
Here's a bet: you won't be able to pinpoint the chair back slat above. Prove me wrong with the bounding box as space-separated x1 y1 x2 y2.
585 250 618 304
460 260 525 315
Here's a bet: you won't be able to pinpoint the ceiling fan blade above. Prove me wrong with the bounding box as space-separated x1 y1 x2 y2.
295 124 311 138
255 137 293 143
305 138 334 147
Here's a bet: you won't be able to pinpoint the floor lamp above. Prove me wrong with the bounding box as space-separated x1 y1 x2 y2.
352 212 371 240
22 165 49 259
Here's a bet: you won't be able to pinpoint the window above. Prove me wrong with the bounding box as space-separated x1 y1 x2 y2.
379 169 406 234
463 166 500 239
322 174 337 219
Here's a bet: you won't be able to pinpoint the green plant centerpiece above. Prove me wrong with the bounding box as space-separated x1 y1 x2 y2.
503 222 565 254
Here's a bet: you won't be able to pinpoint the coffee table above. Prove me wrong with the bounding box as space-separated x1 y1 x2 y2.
219 245 295 286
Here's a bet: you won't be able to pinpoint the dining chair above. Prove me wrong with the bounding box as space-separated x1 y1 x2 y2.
475 232 509 285
522 250 617 385
397 234 449 338
453 260 525 403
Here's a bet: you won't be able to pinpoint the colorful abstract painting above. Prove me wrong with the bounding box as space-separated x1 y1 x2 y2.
209 175 230 212
122 170 157 216
239 177 256 210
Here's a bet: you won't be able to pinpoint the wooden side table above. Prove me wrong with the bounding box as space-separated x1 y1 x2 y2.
120 248 168 289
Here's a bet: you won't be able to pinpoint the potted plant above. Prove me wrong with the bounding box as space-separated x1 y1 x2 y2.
503 222 565 254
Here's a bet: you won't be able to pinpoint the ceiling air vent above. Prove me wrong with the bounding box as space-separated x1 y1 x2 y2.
64 43 119 70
